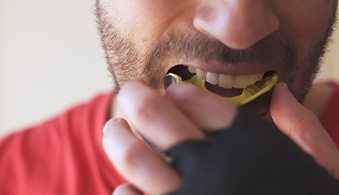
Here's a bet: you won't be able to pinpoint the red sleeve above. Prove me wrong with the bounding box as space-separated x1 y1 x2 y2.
0 92 124 195
319 82 339 148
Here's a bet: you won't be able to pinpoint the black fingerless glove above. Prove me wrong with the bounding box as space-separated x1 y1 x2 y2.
166 107 339 195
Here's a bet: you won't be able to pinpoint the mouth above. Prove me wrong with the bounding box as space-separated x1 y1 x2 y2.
165 64 278 105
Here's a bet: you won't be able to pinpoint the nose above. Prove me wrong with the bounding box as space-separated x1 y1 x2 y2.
193 0 279 50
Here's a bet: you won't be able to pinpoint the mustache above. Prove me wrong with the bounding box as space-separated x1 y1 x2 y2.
147 28 298 69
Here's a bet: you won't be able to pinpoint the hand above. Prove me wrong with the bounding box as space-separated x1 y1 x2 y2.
164 83 339 194
103 80 238 194
270 83 339 179
103 81 339 194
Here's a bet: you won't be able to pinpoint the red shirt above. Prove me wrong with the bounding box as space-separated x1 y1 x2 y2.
0 93 124 195
1 84 339 195
319 83 339 148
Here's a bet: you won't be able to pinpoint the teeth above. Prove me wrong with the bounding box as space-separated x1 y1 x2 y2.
196 69 207 80
218 74 233 89
247 73 264 86
233 75 250 89
188 67 266 89
206 72 218 85
188 66 196 74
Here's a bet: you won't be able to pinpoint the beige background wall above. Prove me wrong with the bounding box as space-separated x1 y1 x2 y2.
0 2 338 138
0 0 112 138
319 8 339 81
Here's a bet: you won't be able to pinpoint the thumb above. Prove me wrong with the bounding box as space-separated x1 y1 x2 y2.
270 83 339 177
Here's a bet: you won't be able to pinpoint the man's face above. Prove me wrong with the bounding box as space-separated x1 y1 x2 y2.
96 0 337 114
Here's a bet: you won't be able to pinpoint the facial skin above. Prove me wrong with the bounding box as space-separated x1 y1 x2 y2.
98 2 339 194
96 0 337 114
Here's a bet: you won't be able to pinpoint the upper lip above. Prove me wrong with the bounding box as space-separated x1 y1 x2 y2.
166 60 277 76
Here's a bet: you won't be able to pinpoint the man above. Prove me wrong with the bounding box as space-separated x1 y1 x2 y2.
1 0 339 194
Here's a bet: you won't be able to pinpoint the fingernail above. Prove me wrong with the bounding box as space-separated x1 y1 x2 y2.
103 118 123 136
272 82 289 111
276 82 301 108
274 82 289 98
276 82 288 91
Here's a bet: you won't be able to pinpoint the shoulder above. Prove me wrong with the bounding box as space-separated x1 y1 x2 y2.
0 91 120 195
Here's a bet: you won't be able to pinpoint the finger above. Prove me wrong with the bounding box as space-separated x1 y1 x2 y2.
113 183 143 195
117 80 205 149
165 82 238 131
270 83 339 177
103 118 182 194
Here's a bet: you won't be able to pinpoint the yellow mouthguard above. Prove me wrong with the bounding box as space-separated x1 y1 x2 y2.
166 73 278 105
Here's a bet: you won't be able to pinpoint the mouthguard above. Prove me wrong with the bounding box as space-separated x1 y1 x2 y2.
165 73 278 105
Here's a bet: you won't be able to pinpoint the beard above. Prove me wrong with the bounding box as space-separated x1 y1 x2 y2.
95 2 337 106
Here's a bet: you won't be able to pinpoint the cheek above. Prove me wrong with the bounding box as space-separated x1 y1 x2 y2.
292 14 329 49
273 0 334 95
279 1 333 54
103 0 190 51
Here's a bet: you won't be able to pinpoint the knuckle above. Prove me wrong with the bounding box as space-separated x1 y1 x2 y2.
117 140 144 172
134 92 162 122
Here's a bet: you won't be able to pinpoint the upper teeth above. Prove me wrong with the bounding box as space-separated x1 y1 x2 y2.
188 66 264 89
